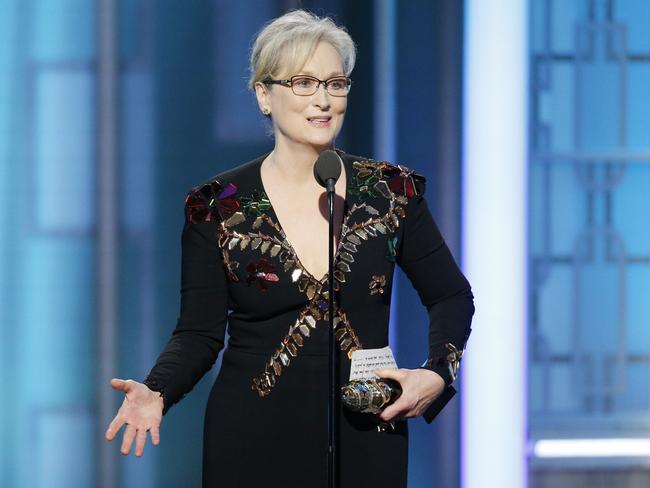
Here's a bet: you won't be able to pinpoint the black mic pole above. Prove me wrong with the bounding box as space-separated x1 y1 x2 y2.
313 150 342 488
327 177 337 488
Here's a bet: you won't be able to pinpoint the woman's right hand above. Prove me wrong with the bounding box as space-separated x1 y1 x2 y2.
105 378 164 457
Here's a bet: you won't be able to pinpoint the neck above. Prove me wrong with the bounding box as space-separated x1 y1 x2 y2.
267 138 336 184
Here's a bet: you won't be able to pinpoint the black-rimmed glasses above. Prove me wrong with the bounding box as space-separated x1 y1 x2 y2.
263 75 352 97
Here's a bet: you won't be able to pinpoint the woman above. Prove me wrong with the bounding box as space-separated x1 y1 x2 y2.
105 9 474 487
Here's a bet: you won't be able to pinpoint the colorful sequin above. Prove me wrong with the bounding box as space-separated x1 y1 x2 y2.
245 258 279 292
349 174 380 201
185 181 240 224
386 236 398 262
241 190 271 217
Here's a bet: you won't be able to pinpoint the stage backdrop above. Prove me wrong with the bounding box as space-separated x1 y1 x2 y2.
0 1 466 487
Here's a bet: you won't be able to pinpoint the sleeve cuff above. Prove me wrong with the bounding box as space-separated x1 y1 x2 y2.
143 377 172 416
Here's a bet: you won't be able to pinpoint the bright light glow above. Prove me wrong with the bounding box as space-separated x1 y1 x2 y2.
462 1 528 488
534 439 650 458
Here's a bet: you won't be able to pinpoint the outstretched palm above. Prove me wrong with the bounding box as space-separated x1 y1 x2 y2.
105 378 164 457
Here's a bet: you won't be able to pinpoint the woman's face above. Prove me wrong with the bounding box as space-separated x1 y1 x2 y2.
255 41 348 152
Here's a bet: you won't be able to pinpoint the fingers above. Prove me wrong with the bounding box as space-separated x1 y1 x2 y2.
110 378 129 392
374 368 405 381
121 424 137 456
105 415 125 441
379 397 408 422
150 425 161 446
135 428 147 457
375 368 411 422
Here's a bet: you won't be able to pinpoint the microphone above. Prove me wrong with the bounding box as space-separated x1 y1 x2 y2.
313 149 342 193
316 148 343 486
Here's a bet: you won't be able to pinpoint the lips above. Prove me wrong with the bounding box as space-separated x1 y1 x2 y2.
307 116 331 122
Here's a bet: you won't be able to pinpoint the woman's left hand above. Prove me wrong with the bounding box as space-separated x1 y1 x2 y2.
373 367 446 422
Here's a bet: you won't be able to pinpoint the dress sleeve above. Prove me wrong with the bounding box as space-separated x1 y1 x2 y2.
396 191 475 423
143 192 229 415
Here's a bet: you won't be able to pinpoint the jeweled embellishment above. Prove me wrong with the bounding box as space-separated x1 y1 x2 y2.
252 309 318 396
424 343 465 383
349 173 380 201
185 181 240 224
222 253 240 282
369 275 386 295
386 236 398 262
240 190 271 217
383 164 425 198
245 258 279 292
445 343 463 381
252 305 363 397
249 155 426 397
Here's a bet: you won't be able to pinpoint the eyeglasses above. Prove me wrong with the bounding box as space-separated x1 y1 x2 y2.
263 75 352 97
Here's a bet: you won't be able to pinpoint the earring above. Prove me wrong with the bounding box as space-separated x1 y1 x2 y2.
262 108 270 115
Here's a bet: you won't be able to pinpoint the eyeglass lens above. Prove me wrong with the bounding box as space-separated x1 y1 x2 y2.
291 76 350 96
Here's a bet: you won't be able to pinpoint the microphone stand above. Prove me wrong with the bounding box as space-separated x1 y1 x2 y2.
326 177 339 488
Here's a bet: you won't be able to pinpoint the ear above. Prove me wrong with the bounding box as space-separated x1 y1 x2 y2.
254 81 271 115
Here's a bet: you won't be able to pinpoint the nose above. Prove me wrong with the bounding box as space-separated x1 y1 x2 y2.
312 82 331 108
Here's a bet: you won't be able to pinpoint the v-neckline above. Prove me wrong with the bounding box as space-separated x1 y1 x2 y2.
256 148 351 284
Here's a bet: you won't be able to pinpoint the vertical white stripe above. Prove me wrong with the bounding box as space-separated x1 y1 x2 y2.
462 1 528 487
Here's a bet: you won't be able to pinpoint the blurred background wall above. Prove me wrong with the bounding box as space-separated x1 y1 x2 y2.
0 0 647 487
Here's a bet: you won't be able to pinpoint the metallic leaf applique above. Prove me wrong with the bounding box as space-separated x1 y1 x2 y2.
369 275 387 295
341 242 357 253
252 305 363 397
424 343 465 383
239 235 251 250
333 309 362 359
347 234 362 246
223 211 246 228
252 216 263 229
383 165 426 198
373 180 392 199
227 236 240 250
364 204 379 215
445 343 464 381
248 156 427 398
221 249 240 282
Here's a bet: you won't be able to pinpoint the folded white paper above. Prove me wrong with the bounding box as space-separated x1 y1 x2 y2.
349 346 398 381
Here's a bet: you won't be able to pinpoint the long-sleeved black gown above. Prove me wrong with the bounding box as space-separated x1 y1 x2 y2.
143 149 474 487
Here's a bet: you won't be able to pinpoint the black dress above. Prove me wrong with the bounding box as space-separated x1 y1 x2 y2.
143 149 474 487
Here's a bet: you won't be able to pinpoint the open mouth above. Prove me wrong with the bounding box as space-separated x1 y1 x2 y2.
307 116 332 127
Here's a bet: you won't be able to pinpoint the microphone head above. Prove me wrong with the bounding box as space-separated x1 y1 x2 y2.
313 149 342 188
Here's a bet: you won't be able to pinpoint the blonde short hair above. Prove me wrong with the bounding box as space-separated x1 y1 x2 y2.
248 9 357 92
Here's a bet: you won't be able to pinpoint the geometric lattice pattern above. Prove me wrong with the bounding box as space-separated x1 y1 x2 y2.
529 0 650 444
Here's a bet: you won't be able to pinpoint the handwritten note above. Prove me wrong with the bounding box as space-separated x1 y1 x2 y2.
349 346 398 381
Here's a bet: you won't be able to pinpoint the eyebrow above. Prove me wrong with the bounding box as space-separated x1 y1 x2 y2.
298 71 346 78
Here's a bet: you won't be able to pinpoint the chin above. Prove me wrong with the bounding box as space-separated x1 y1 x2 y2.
306 131 340 149
308 139 336 152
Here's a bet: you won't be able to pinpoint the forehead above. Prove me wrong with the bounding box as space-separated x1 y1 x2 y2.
278 40 344 78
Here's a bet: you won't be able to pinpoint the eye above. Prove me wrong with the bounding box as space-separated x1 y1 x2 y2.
293 77 315 88
327 78 347 90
